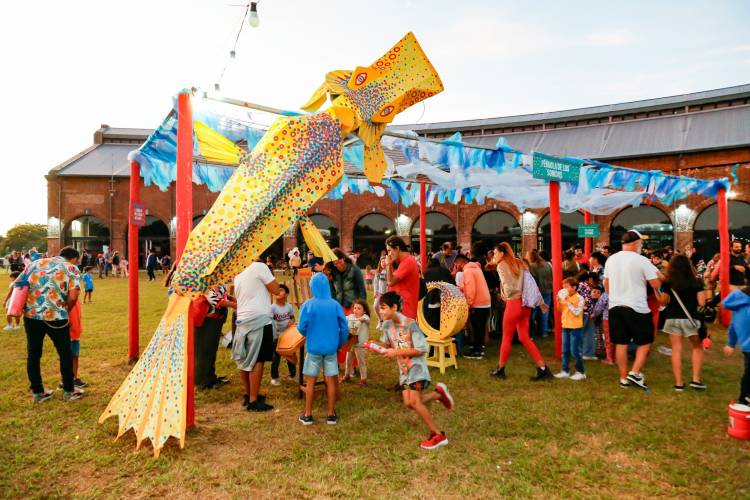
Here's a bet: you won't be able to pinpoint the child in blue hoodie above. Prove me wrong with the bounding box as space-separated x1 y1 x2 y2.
297 272 349 425
723 287 750 405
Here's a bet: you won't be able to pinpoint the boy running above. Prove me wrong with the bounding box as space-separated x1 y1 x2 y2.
376 291 454 450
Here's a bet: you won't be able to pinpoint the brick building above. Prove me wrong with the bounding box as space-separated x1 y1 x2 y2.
47 85 750 268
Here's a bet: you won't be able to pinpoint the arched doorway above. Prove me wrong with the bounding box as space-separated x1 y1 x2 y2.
537 211 584 254
64 215 110 254
693 201 750 262
296 214 340 259
411 212 456 255
353 213 394 268
610 206 673 252
124 216 171 267
472 210 521 255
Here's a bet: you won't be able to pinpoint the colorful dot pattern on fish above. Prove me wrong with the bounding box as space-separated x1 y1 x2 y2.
418 281 469 340
98 294 189 457
170 112 344 294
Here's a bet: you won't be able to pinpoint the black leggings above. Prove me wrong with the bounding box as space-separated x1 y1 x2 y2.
741 352 750 403
469 307 490 351
194 316 225 388
24 317 74 393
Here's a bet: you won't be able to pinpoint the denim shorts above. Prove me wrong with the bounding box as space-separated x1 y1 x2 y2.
70 340 81 357
303 353 339 378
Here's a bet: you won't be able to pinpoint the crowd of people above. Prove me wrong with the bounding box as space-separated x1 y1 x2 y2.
7 229 750 450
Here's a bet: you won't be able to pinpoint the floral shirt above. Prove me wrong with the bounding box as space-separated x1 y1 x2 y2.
16 257 81 321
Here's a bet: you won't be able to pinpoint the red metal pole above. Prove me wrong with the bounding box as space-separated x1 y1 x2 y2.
549 181 563 359
419 182 427 269
176 91 195 428
718 187 731 326
583 210 592 261
127 160 140 363
176 92 193 259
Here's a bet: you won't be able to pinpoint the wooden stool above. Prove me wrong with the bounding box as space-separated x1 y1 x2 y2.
426 338 458 374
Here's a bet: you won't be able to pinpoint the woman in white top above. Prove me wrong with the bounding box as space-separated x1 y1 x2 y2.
489 242 552 381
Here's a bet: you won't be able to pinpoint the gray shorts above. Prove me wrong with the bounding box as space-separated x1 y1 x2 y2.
663 318 699 337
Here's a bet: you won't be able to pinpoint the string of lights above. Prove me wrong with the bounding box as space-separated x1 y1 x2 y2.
214 2 260 92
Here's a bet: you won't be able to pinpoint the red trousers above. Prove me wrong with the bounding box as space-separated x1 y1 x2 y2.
499 298 544 366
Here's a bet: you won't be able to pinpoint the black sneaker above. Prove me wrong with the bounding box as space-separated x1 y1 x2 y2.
530 366 553 382
464 350 484 360
247 399 273 412
73 378 88 388
689 380 707 391
213 376 229 386
489 367 506 380
242 394 267 409
326 414 338 425
33 390 54 403
673 384 685 392
299 414 314 425
626 372 649 391
63 388 85 401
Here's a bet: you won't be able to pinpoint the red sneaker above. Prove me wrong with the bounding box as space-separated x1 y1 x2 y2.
420 432 448 450
436 382 454 410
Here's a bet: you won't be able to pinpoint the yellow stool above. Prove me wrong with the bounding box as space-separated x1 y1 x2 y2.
426 338 458 374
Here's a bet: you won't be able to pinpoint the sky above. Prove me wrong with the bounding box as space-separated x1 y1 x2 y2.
0 0 748 236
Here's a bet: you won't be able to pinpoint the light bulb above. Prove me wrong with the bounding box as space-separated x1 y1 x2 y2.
214 83 221 92
248 2 260 27
230 50 236 59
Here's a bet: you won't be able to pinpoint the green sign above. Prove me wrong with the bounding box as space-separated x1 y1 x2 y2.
577 223 600 238
532 152 581 183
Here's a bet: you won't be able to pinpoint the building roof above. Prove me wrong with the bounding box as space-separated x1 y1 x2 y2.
50 85 750 177
395 84 750 160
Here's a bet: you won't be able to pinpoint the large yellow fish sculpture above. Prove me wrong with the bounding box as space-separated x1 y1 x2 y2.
99 32 443 456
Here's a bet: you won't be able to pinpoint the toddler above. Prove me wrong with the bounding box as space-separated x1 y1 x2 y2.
343 299 370 386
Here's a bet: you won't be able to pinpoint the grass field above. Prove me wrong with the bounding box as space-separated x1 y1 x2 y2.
1 271 749 498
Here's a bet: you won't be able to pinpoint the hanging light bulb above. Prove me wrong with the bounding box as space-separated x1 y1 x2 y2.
230 50 236 59
214 83 221 92
248 2 260 28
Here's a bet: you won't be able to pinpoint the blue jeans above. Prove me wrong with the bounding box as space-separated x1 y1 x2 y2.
581 316 597 358
562 327 585 374
537 291 552 334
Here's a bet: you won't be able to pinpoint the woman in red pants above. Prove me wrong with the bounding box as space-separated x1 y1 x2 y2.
489 242 553 381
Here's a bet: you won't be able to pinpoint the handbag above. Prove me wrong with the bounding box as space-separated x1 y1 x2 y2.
276 325 305 363
521 269 544 309
8 284 28 318
670 289 701 330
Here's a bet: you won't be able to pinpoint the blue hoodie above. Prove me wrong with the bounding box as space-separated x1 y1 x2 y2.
723 290 750 353
297 273 349 355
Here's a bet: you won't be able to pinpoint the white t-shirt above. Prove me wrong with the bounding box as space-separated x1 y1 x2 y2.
234 262 275 321
603 250 659 314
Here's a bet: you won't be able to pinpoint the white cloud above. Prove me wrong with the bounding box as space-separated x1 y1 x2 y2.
585 29 636 47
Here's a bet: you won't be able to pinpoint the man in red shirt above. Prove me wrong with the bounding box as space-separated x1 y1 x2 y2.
385 236 421 319
574 244 588 266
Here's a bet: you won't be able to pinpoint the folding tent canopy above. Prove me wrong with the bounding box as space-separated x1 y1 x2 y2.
125 90 734 368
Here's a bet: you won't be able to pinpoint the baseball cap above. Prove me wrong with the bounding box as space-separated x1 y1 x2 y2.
621 229 646 244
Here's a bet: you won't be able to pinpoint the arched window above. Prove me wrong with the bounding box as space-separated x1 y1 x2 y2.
64 216 110 254
537 211 584 254
296 214 340 259
125 216 170 267
353 213 394 268
472 210 521 255
693 201 750 262
411 212 456 255
610 206 673 252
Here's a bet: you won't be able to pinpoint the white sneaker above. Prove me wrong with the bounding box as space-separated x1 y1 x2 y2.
570 372 587 381
14 325 21 330
554 371 570 379
270 378 281 386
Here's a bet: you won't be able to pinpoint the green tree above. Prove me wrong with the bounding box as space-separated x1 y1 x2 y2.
4 224 47 253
